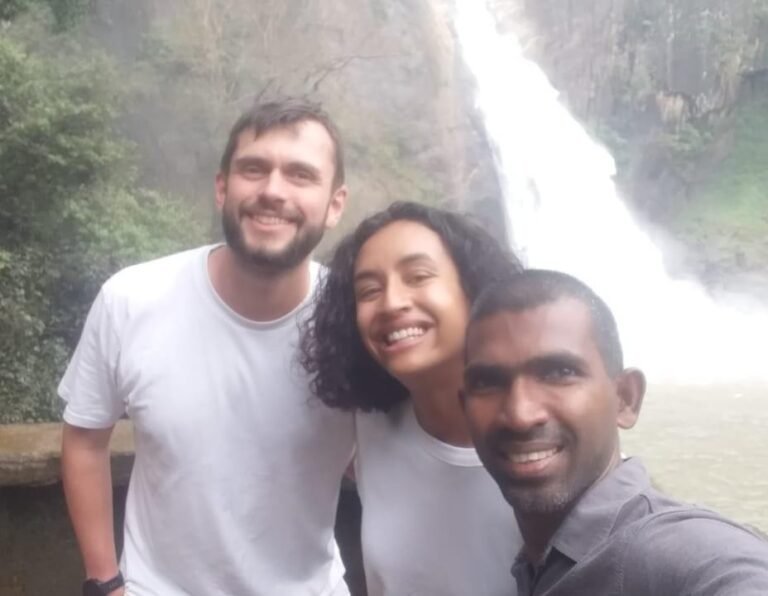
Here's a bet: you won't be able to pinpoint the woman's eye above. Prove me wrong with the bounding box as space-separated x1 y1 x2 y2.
355 286 381 301
407 270 434 284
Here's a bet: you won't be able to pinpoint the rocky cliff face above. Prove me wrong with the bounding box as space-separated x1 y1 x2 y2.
499 0 767 116
483 0 768 289
491 0 767 208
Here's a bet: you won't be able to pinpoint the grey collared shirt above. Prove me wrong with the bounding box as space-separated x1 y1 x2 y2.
512 458 768 595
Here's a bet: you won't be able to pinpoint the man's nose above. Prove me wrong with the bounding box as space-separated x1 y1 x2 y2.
260 170 289 200
500 378 549 432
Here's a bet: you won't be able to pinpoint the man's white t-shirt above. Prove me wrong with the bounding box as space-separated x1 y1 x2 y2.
60 245 355 596
355 402 522 596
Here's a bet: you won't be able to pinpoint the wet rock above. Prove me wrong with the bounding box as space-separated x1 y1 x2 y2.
0 421 134 487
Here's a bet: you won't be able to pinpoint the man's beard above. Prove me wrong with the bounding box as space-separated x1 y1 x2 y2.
221 198 327 274
496 452 610 516
484 426 586 516
502 481 580 515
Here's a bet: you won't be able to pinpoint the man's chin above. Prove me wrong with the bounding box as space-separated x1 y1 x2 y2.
240 241 290 260
503 485 575 516
237 248 304 272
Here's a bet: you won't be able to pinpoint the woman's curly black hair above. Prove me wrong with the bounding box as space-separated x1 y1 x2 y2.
300 201 523 413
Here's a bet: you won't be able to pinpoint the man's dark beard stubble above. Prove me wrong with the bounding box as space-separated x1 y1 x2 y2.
222 205 326 275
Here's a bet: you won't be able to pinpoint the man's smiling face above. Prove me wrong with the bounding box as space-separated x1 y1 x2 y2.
462 297 626 514
216 120 345 272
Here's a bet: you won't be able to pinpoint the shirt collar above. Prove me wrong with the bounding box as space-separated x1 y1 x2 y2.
548 458 652 563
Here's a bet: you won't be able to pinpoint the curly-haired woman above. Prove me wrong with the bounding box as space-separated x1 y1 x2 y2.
301 201 524 595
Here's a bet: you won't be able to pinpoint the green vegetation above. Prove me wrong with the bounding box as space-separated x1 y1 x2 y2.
0 7 205 422
671 98 768 278
659 123 714 164
0 0 88 28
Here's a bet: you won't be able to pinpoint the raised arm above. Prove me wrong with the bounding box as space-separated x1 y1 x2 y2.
625 513 768 595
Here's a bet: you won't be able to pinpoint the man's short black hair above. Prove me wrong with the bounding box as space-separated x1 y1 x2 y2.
219 98 344 189
469 270 624 376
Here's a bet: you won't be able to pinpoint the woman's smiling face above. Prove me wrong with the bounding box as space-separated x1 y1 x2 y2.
353 220 470 386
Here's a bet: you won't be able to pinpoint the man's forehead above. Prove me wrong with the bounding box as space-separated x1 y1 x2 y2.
238 120 330 144
232 121 327 159
239 122 294 141
466 299 596 361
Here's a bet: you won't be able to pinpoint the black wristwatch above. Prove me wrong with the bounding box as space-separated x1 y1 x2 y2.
82 572 124 596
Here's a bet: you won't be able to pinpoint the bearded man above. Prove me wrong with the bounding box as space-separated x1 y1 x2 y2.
61 99 355 596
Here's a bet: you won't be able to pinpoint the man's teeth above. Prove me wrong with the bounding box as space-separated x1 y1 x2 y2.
386 327 425 344
508 448 558 464
253 214 289 225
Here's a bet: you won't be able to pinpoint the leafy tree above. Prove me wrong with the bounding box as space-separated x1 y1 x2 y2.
0 14 205 423
0 0 89 29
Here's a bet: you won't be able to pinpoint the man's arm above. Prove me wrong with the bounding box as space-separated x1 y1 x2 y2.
624 512 768 595
62 422 124 594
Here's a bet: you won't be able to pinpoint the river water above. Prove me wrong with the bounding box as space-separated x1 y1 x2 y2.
621 384 768 533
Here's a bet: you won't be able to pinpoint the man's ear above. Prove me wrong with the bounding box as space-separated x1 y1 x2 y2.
616 368 645 430
215 172 227 211
324 184 348 230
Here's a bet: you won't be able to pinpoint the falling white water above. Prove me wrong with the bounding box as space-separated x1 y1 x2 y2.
453 0 768 383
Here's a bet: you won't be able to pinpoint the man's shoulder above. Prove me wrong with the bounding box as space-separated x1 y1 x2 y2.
102 245 208 301
629 504 766 550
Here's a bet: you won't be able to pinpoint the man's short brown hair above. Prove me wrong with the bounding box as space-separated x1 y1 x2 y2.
219 98 345 189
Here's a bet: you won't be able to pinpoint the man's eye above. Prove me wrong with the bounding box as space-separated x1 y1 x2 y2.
288 168 316 182
469 378 494 391
242 165 266 177
541 366 579 383
466 372 506 394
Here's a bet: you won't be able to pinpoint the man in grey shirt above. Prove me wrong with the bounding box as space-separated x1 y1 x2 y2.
460 269 768 595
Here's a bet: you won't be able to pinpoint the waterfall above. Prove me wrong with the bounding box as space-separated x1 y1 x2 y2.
452 0 768 384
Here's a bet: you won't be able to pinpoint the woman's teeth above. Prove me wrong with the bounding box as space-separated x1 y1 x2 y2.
386 326 425 345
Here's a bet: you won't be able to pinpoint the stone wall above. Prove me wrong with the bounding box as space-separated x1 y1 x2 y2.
0 423 365 595
0 423 131 595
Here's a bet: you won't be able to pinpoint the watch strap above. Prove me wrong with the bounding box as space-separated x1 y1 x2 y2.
84 571 124 595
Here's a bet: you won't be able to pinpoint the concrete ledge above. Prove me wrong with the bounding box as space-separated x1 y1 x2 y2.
0 421 134 487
